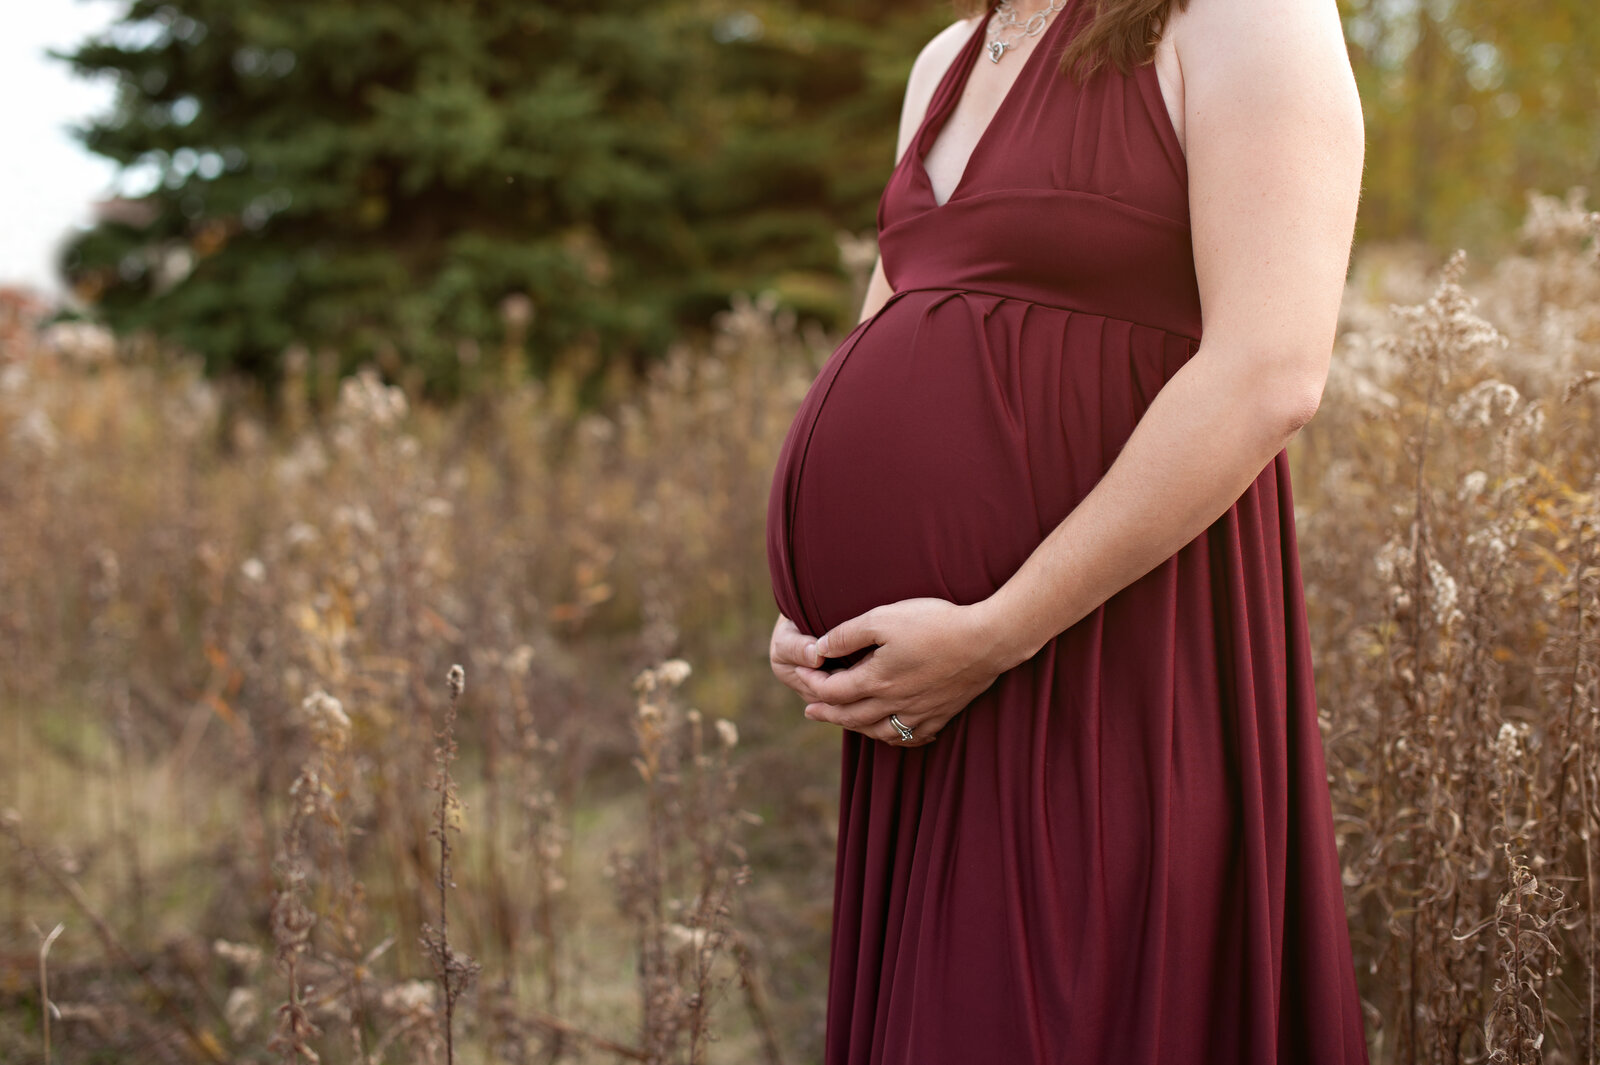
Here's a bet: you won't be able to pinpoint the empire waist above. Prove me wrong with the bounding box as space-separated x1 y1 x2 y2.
877 187 1203 341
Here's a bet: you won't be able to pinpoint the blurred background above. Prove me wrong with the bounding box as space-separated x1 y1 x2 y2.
1 2 1597 1063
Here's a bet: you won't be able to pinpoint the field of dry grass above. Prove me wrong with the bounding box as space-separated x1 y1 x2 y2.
0 192 1597 1064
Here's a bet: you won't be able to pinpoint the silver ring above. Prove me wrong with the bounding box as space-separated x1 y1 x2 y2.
889 714 915 742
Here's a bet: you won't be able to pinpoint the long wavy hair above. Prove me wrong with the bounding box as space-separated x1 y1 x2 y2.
956 0 1187 79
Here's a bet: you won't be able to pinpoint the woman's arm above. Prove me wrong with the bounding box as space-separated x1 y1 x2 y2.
796 0 1365 742
973 0 1366 669
857 255 894 325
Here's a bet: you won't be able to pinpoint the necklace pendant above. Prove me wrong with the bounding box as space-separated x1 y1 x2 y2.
987 39 1008 63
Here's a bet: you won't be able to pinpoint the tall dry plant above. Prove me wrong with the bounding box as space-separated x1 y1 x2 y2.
420 665 482 1065
1 268 821 1059
606 659 757 1065
268 688 386 1063
1301 189 1600 1064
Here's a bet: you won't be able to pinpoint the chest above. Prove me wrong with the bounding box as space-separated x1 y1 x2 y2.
921 24 1186 208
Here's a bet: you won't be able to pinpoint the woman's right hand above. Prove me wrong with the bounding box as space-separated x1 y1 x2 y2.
770 612 826 702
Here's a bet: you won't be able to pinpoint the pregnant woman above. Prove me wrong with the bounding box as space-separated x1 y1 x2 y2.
766 0 1367 1061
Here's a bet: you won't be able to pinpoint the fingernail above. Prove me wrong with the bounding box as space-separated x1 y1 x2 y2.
804 641 820 664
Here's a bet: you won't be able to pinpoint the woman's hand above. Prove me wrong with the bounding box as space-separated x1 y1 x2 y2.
799 597 1019 747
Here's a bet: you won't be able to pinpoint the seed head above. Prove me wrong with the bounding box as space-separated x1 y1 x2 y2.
657 658 692 687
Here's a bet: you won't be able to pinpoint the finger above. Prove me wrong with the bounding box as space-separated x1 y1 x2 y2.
814 611 881 660
809 666 875 706
788 663 834 697
804 698 883 731
774 664 831 704
875 715 937 747
774 628 822 668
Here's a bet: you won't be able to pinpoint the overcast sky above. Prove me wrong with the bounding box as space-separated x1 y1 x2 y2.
1 1 124 298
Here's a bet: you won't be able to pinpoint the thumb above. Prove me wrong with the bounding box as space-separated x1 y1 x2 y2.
816 612 879 658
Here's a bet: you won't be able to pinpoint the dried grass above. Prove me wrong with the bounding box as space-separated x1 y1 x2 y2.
0 192 1597 1061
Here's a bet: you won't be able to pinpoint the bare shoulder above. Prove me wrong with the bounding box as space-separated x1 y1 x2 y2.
1170 0 1362 134
911 14 983 87
893 15 984 164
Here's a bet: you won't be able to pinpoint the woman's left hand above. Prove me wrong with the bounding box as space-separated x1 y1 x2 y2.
796 597 1017 747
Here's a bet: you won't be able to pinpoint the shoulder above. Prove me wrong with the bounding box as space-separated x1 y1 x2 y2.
1171 0 1365 379
894 15 984 162
909 14 983 95
1168 0 1349 53
1168 0 1361 131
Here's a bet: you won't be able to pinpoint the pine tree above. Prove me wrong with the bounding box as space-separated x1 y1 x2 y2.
680 2 948 319
56 0 946 395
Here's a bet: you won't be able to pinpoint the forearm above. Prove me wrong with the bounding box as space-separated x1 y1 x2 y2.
973 347 1318 671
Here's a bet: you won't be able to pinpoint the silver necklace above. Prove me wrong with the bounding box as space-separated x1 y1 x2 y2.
985 0 1068 63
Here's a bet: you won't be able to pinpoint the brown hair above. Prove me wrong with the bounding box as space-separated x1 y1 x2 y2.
955 0 1187 80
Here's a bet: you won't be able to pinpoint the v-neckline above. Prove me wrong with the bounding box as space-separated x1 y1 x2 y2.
914 3 1067 209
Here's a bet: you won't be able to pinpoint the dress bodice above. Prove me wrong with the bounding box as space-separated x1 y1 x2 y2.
876 2 1202 339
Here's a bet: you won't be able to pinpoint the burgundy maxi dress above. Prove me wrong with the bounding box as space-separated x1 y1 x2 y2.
765 4 1370 1062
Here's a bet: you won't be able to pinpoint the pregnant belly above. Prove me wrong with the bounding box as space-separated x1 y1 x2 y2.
767 289 1085 646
